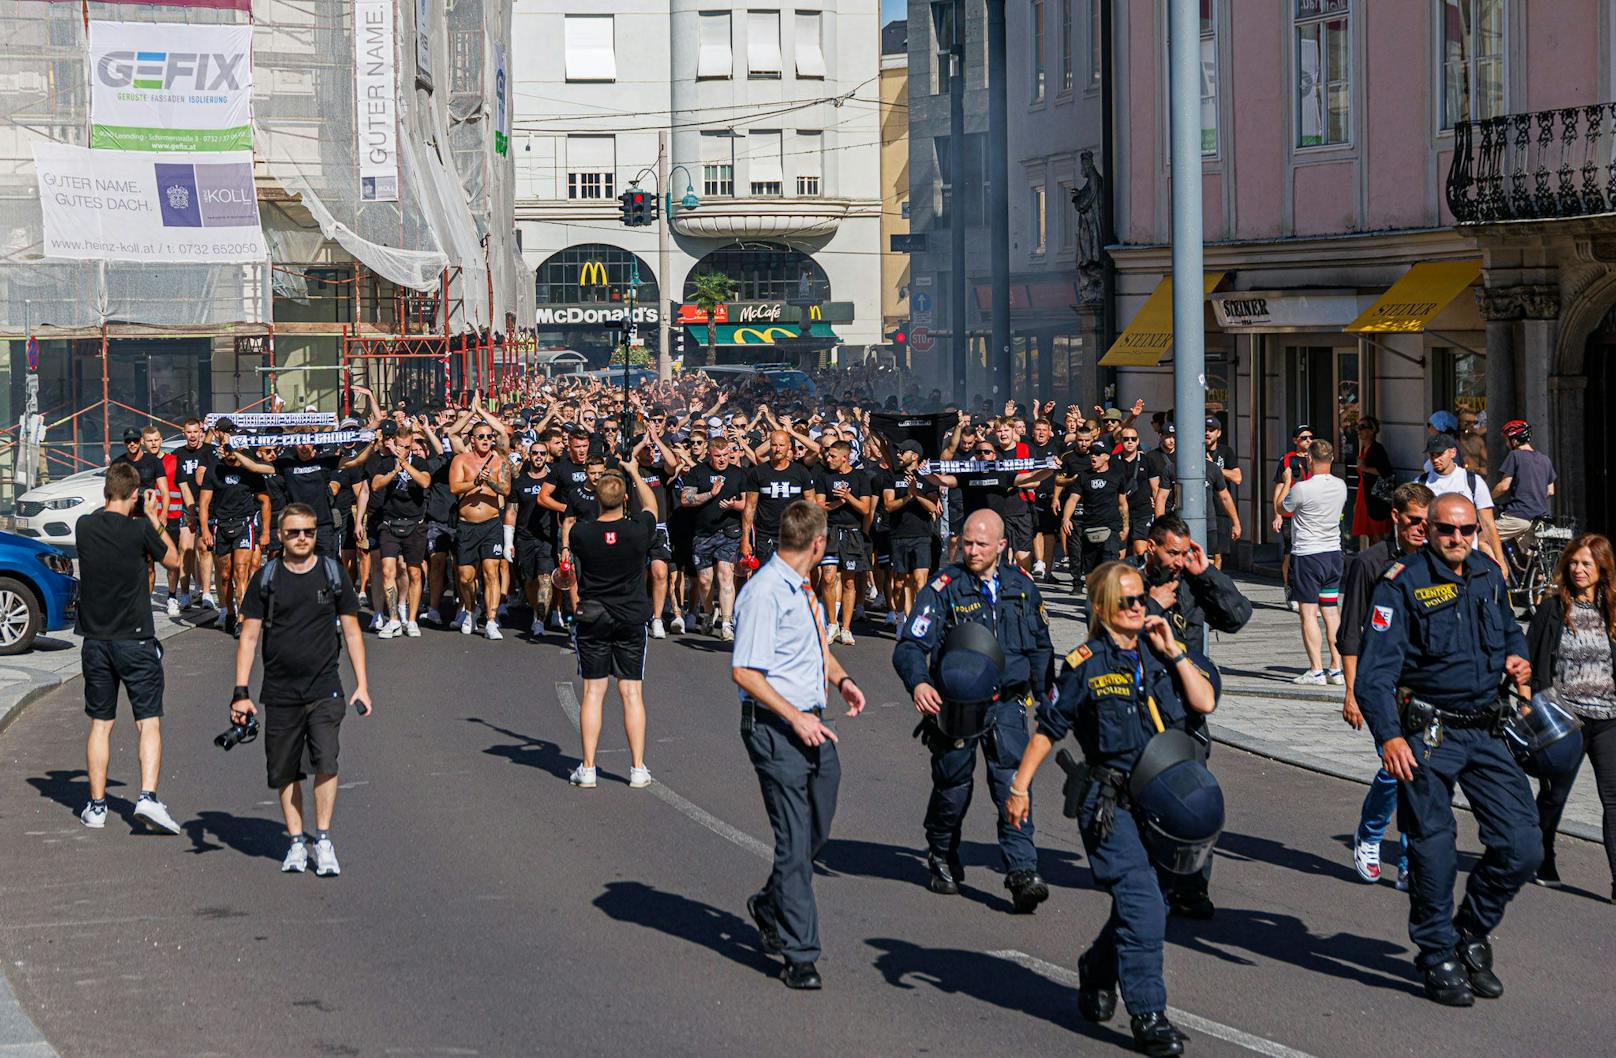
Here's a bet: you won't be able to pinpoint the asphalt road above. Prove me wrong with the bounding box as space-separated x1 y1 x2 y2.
1 604 1613 1058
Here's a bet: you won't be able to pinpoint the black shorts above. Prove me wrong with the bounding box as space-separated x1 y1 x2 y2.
693 528 740 571
753 533 780 566
890 535 933 574
576 620 648 681
1205 519 1228 557
314 523 339 559
1128 512 1154 544
264 697 344 788
82 638 165 722
820 526 869 573
872 528 892 568
670 518 697 568
1035 504 1062 536
1290 550 1344 606
379 520 427 565
456 517 504 566
336 508 358 551
1003 508 1034 552
213 516 258 557
1280 518 1295 555
515 530 556 582
647 525 673 565
426 520 457 557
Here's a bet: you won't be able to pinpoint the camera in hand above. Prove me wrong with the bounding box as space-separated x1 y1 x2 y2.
214 716 260 751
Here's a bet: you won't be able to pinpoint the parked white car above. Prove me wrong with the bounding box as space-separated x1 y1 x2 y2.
11 467 106 552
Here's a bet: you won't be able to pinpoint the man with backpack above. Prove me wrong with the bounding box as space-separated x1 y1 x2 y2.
1420 433 1505 570
230 503 372 876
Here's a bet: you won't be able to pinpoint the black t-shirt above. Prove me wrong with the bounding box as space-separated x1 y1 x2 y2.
1207 442 1237 523
884 470 940 539
816 465 870 529
632 459 672 523
1026 440 1058 501
1143 448 1177 510
681 462 744 533
548 457 590 508
173 444 216 501
202 462 263 523
1116 453 1154 513
241 560 360 706
747 461 816 536
995 442 1031 514
114 450 165 513
74 510 167 640
1077 465 1125 531
512 466 551 537
571 510 656 624
277 454 342 524
566 487 600 526
371 453 436 523
425 452 456 525
333 461 366 515
957 467 1019 518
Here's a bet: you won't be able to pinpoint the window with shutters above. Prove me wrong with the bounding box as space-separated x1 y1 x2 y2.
747 129 784 195
701 131 735 196
566 136 615 200
698 12 733 79
748 10 782 79
563 15 616 82
794 11 826 79
795 130 822 196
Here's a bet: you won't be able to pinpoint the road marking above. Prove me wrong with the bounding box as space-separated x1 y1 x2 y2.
988 950 1321 1058
553 682 772 863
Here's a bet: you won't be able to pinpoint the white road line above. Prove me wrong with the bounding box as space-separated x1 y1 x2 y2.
553 681 772 863
988 950 1321 1058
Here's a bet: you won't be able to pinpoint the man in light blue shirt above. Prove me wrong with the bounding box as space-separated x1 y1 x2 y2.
732 499 865 991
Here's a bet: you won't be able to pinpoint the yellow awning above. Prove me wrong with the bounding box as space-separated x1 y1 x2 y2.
1101 272 1225 367
1345 260 1483 333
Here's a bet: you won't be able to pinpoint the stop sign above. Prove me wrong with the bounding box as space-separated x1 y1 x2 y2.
909 326 934 353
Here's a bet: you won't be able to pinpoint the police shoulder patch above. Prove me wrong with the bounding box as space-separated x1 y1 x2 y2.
1065 644 1093 668
930 573 952 592
1382 561 1404 581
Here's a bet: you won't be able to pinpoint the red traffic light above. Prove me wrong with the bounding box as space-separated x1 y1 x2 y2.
893 330 907 344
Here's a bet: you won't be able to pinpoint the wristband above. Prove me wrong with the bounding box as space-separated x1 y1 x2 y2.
837 676 855 694
231 685 251 703
1010 787 1029 798
1168 651 1189 666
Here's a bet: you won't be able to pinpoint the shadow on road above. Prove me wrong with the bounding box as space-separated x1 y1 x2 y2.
1167 905 1417 995
182 810 289 860
466 717 576 783
592 880 779 975
865 938 1130 1046
25 768 125 813
1216 830 1367 883
820 838 1089 912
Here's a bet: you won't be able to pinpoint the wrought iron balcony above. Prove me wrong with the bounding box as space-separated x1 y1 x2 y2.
1446 103 1616 224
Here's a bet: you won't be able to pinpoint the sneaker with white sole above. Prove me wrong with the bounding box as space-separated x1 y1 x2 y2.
282 839 309 874
214 608 230 628
1293 670 1327 686
1395 871 1410 892
368 612 383 632
1326 669 1346 686
485 620 503 641
629 766 653 789
1353 839 1382 883
703 612 718 636
178 592 193 610
311 837 340 877
839 627 856 646
531 617 545 637
827 624 841 646
1032 561 1047 578
79 801 107 829
569 764 598 789
650 618 666 639
378 619 402 640
551 610 567 631
423 608 442 625
166 596 181 617
404 620 422 638
670 613 687 634
459 611 476 635
719 621 735 642
132 796 181 835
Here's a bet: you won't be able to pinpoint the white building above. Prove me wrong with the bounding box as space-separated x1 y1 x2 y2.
513 0 883 365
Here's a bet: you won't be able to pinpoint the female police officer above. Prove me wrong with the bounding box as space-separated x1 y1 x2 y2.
1005 561 1217 1057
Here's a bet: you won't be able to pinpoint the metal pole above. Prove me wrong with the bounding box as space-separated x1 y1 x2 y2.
948 15 967 405
1169 0 1206 547
657 129 673 382
987 0 1010 403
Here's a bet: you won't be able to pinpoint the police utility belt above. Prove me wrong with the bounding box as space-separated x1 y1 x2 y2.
1055 749 1129 840
1398 688 1506 760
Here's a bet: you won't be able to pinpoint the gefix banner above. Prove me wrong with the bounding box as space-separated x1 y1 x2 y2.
33 142 267 263
89 21 254 152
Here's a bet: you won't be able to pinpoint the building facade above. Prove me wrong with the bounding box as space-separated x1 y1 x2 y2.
513 0 884 367
880 20 910 339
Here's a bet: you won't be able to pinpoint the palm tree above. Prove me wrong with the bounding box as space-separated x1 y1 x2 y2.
688 271 737 369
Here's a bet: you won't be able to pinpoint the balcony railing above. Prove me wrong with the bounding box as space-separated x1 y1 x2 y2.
1446 103 1616 224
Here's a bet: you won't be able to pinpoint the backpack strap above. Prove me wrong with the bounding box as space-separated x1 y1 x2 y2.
258 557 281 630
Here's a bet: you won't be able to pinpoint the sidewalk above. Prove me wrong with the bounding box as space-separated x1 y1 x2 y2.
1040 569 1606 844
0 596 201 1058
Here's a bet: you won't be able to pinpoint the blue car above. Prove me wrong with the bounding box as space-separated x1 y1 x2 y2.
0 530 78 655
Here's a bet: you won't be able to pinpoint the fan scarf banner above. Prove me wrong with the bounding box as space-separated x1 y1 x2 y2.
89 21 254 152
205 412 337 428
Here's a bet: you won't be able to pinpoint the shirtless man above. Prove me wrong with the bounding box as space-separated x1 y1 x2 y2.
450 420 512 640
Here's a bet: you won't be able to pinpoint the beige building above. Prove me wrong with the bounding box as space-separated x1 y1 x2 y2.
879 21 909 340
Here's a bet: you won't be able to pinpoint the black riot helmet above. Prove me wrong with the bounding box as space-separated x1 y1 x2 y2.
1128 729 1225 874
931 621 1005 741
1500 688 1584 778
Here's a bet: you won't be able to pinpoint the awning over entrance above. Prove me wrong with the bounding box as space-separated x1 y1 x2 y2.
1101 272 1225 367
685 322 838 346
1345 260 1482 333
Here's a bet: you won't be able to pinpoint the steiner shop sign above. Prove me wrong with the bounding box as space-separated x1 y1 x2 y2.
89 22 254 152
32 142 267 264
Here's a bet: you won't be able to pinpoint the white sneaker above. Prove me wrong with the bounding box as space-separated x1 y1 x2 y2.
1286 599 1300 612
79 801 106 829
650 618 667 639
311 837 340 877
1395 871 1410 893
551 610 566 630
165 596 181 617
378 619 402 640
459 611 476 635
839 627 856 646
569 764 598 789
531 617 545 636
200 592 217 610
865 584 880 603
827 624 841 645
1353 839 1382 883
369 612 383 632
719 621 735 642
404 620 422 638
1292 670 1327 686
670 613 687 634
1033 561 1047 577
485 620 503 641
628 766 653 789
132 796 181 835
1326 669 1345 686
423 608 441 624
282 839 308 874
213 608 229 628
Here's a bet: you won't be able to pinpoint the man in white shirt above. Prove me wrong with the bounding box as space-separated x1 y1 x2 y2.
1420 433 1505 567
1282 440 1348 686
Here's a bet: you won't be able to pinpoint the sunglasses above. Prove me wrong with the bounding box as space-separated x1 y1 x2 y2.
975 449 996 456
1435 521 1479 537
472 433 494 440
282 527 317 539
1121 436 1140 442
1296 435 1313 442
1118 592 1149 611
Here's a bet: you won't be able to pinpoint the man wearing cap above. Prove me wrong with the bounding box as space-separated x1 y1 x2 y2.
1145 423 1178 521
1204 417 1242 569
1061 441 1128 583
1419 433 1505 569
882 440 942 623
1271 424 1315 607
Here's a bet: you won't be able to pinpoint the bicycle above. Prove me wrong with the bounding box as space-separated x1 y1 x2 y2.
1503 515 1575 616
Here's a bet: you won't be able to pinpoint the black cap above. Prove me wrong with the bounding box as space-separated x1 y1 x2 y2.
213 417 236 433
1425 432 1458 456
1204 416 1221 430
1292 423 1312 438
121 428 141 443
1087 441 1111 456
1163 422 1176 435
898 439 925 456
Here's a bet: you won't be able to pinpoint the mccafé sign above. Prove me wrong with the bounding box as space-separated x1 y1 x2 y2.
676 301 827 325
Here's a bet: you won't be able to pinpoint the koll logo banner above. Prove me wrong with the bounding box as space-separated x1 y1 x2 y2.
89 21 254 152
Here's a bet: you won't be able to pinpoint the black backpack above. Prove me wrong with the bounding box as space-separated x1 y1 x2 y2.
257 555 344 632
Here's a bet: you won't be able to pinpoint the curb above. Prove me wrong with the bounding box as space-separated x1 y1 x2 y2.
0 674 69 739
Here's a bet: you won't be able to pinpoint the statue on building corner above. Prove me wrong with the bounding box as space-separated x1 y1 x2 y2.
1073 149 1110 306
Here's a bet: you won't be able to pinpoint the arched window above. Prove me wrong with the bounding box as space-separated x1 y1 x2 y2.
681 242 831 303
535 244 660 306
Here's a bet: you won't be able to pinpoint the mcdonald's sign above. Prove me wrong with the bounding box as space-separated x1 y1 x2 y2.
734 326 798 345
808 304 823 320
577 260 610 288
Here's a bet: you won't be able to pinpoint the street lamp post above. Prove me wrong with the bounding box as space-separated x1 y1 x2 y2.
655 129 701 382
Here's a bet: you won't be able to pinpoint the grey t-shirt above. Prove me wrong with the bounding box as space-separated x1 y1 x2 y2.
1498 448 1556 520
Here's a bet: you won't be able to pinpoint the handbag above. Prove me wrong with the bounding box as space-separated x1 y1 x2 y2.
1369 473 1397 507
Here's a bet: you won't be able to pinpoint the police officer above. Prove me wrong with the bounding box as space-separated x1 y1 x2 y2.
1355 493 1539 1007
1006 560 1219 1056
892 508 1054 910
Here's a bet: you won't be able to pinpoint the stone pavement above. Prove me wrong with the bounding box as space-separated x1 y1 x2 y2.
0 596 199 1058
1040 568 1606 844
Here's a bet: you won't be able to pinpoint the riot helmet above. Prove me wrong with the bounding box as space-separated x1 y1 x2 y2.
1128 729 1225 874
931 621 1005 741
1500 688 1584 778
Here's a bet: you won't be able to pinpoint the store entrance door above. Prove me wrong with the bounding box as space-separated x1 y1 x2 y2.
1586 314 1616 538
1289 344 1364 525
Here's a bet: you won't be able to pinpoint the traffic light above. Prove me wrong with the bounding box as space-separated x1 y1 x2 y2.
619 188 653 227
891 327 908 354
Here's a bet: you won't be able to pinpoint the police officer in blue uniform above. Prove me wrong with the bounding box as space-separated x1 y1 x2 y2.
1006 560 1219 1056
1354 493 1540 1007
893 508 1054 910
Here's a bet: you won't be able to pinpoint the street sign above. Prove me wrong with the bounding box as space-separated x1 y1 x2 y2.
912 292 932 314
909 326 934 353
890 233 927 253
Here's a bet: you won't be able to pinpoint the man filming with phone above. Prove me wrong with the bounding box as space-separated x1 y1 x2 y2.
229 503 372 877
